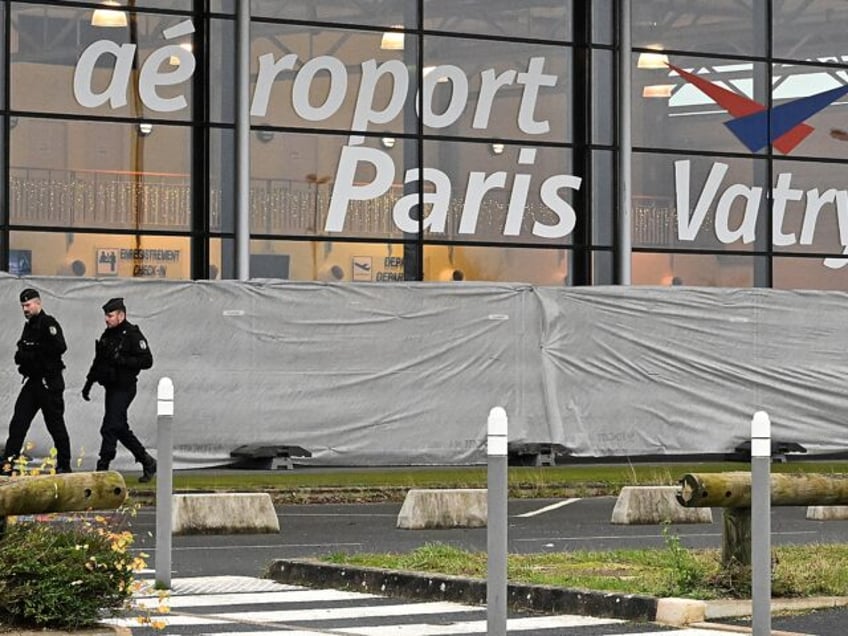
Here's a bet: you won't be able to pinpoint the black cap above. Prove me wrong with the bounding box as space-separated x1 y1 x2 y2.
102 297 126 314
19 288 40 303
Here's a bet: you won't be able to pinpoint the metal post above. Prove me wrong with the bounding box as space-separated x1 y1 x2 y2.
487 406 508 636
235 0 251 280
617 0 632 284
155 377 174 589
750 410 771 635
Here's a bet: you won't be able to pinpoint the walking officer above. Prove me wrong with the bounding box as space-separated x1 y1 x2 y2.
82 297 157 482
3 288 73 474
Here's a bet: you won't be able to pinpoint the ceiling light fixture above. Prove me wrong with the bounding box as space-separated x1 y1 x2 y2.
642 84 674 98
637 45 669 69
380 27 404 51
91 1 128 28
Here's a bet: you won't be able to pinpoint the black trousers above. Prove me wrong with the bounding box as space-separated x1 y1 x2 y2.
97 384 148 468
4 375 71 470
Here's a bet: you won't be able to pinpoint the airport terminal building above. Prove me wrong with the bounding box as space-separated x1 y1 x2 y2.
1 1 847 289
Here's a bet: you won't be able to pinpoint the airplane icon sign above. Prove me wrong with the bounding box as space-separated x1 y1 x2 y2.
668 63 848 154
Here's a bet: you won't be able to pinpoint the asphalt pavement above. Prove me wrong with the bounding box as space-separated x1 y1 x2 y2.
122 495 848 634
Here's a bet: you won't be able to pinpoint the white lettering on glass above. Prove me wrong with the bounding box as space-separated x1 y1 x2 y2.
674 160 848 269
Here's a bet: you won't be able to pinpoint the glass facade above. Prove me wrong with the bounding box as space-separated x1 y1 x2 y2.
1 1 847 289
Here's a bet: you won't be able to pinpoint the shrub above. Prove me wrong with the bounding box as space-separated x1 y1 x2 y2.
0 515 143 630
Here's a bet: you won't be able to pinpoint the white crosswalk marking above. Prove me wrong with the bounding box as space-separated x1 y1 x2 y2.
134 589 381 610
336 615 627 634
107 576 741 635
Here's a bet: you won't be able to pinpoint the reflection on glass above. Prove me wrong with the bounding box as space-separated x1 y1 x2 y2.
423 0 571 41
632 0 762 57
251 1 412 27
424 244 568 285
12 6 194 120
774 256 848 291
632 252 757 288
247 238 401 282
10 231 191 279
10 118 191 231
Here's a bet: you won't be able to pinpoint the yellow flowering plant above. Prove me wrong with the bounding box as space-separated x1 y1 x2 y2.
0 446 167 630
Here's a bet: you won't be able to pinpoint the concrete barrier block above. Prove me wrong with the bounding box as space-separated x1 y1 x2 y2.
655 597 706 625
807 505 848 520
611 486 713 525
172 493 280 535
397 488 487 529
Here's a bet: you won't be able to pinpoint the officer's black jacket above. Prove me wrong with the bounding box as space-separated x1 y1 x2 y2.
85 320 153 388
14 310 66 379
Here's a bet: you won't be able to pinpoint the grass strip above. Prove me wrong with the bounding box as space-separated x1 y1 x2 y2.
130 460 848 504
323 539 848 600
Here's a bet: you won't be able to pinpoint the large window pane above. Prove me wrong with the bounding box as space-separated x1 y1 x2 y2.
10 231 190 279
424 0 571 41
250 131 416 241
632 152 768 253
768 62 848 161
424 244 569 284
423 36 571 142
87 1 191 8
633 252 763 287
773 1 848 61
241 238 401 282
632 0 765 58
771 159 848 257
12 4 194 121
249 23 417 136
633 56 769 155
252 1 415 28
774 254 848 290
421 140 576 246
10 118 191 231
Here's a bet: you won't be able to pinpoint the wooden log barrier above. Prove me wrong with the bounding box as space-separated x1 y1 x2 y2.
0 471 128 517
677 472 848 567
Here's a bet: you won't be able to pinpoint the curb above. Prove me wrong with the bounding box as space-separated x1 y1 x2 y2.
266 558 662 623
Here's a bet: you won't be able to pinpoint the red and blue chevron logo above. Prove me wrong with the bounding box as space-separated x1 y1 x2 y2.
668 63 848 154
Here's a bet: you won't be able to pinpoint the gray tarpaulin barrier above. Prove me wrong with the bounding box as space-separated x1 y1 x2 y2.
0 273 844 470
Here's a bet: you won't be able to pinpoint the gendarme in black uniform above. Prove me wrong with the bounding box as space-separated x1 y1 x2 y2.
82 297 157 482
3 288 72 473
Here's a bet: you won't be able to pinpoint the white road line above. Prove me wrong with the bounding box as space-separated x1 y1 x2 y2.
517 498 581 517
172 633 327 636
134 589 381 609
338 614 624 635
130 542 364 552
108 600 481 627
625 629 742 636
515 530 820 542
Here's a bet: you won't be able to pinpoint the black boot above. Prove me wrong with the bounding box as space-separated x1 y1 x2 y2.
95 460 110 471
138 454 157 483
55 465 73 474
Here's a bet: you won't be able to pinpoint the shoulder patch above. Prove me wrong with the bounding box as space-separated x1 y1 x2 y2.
139 340 147 350
49 326 57 336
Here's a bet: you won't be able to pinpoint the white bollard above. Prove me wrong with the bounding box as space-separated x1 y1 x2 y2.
487 406 508 636
155 377 174 589
750 410 771 636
